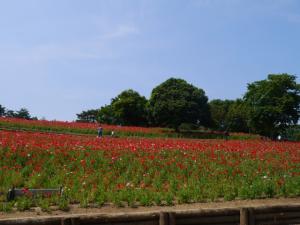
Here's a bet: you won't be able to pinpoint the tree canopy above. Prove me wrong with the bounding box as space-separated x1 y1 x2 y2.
73 74 299 137
149 78 210 130
76 109 99 123
14 108 32 120
0 104 5 117
111 89 148 126
244 74 300 138
225 99 249 132
98 104 116 125
0 105 35 120
209 99 234 130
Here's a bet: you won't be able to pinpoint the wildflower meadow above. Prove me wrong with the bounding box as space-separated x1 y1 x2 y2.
0 128 299 211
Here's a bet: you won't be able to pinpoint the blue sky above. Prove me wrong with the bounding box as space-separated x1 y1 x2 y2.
1 0 299 121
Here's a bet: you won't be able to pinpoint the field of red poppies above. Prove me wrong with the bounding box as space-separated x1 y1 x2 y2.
0 117 259 139
0 128 299 211
0 117 165 137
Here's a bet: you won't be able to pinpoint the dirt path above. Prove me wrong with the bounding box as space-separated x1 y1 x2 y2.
1 197 299 219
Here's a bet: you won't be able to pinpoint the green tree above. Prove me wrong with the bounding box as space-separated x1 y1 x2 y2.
0 104 5 117
209 99 234 130
98 104 116 124
15 108 31 119
244 74 300 138
225 99 249 132
5 110 15 118
76 109 99 123
111 89 148 126
149 78 210 130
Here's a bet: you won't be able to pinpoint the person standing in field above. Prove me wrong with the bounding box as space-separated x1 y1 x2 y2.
97 125 103 138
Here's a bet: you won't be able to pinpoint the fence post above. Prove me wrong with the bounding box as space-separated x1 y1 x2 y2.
240 208 249 225
159 212 169 225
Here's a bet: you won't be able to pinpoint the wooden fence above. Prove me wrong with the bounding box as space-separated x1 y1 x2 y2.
0 204 299 225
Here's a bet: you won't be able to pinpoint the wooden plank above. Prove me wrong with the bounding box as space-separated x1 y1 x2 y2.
1 204 300 225
80 212 159 223
175 215 240 225
81 219 158 225
159 212 168 225
175 208 240 218
248 208 255 225
0 218 62 225
80 221 157 225
80 221 159 225
254 205 300 214
64 218 87 225
240 208 249 225
255 212 300 220
71 218 80 225
169 212 176 225
255 218 300 225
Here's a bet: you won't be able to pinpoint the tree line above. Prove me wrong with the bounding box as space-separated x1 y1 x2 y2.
1 74 298 139
77 74 300 139
0 106 37 120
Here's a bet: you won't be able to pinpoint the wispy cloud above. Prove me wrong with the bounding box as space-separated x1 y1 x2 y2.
0 23 140 64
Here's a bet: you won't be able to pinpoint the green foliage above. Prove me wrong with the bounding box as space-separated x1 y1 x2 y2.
178 123 199 131
37 197 51 212
283 125 300 141
97 89 148 126
0 202 14 212
225 99 249 132
149 78 210 130
111 89 148 126
0 104 5 117
16 196 32 211
209 99 249 133
0 105 35 120
209 99 234 130
1 144 299 210
98 104 116 124
76 109 99 123
4 110 15 118
14 108 31 120
58 196 70 211
244 74 300 138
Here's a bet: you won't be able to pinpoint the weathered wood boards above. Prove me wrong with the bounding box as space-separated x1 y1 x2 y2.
0 204 299 225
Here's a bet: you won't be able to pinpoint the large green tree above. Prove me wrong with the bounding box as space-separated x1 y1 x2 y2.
111 89 148 126
225 99 249 132
244 74 300 138
149 78 210 130
98 104 116 125
209 99 234 130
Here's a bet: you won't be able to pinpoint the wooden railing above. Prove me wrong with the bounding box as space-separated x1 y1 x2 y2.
0 204 299 225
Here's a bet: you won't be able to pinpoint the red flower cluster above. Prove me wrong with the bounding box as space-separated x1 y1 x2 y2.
0 117 163 134
1 130 299 158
